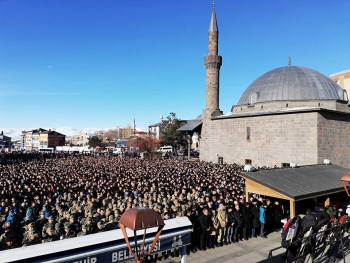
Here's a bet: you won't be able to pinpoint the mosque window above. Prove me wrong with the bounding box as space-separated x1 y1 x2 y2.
245 159 252 165
246 127 251 140
250 93 257 104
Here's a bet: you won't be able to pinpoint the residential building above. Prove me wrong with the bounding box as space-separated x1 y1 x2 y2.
71 133 90 146
21 128 65 150
134 131 148 138
117 126 133 139
39 130 65 148
22 128 47 150
148 123 162 139
330 70 350 97
0 131 11 152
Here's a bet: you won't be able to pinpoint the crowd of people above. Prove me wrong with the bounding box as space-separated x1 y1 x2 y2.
0 153 288 254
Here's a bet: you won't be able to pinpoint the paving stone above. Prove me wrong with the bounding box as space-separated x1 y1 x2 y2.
161 231 350 263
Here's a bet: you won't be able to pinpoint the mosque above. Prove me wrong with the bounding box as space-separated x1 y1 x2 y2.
180 3 350 169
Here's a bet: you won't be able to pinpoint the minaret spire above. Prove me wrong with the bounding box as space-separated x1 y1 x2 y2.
288 57 292 66
209 1 218 32
204 1 222 114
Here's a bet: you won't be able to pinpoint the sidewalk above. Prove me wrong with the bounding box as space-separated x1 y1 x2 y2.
161 231 350 263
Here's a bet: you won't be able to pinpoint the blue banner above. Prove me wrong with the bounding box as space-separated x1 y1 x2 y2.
38 232 190 263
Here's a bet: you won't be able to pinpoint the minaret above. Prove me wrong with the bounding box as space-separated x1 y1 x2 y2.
133 118 136 135
204 1 222 113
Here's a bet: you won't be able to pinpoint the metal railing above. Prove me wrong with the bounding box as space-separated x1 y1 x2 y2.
267 223 350 263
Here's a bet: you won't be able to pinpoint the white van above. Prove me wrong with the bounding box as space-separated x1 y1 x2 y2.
113 148 122 154
157 146 173 153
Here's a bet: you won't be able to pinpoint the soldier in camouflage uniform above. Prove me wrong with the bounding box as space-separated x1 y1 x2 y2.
21 222 36 245
35 211 46 236
104 215 117 231
84 218 94 234
0 227 17 245
77 225 88 237
41 215 55 240
60 224 75 240
0 235 19 251
55 223 63 237
68 215 79 235
42 228 59 243
55 207 65 225
22 231 40 247
68 200 78 215
94 222 105 233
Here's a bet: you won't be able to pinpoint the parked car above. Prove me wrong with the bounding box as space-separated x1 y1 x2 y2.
191 150 199 157
177 150 184 156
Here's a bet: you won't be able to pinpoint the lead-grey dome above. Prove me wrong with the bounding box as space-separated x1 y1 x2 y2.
237 66 347 105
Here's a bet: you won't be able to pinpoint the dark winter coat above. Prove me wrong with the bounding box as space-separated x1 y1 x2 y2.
199 213 211 233
274 205 283 224
242 205 253 228
233 209 243 227
316 210 330 224
266 204 274 225
301 213 317 231
227 211 235 226
251 205 260 228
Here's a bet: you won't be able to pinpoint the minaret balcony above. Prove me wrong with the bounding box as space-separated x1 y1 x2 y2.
204 54 222 66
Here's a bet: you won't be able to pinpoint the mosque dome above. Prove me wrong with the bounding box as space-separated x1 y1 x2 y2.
237 66 347 105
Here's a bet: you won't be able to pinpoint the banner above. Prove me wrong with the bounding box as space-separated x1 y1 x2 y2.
38 232 190 263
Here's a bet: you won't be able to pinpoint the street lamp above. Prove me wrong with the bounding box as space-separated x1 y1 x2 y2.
341 174 350 197
187 133 191 160
119 207 165 263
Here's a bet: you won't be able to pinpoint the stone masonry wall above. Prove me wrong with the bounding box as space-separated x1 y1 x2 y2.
200 112 319 167
317 112 350 168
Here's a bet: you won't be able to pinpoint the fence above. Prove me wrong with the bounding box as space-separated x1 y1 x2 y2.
267 223 350 263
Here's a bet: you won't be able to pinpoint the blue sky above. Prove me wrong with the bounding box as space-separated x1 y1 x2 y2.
1 0 349 131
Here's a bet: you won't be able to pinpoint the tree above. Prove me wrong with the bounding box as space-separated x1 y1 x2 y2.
87 136 102 148
161 112 186 148
94 130 105 140
105 128 119 140
128 136 160 153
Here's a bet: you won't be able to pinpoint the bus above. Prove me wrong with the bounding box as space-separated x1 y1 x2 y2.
39 148 54 153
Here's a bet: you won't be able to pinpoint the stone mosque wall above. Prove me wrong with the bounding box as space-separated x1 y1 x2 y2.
200 110 350 168
200 112 319 168
317 111 350 168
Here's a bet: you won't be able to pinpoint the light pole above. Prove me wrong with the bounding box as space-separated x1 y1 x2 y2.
187 133 191 160
119 208 165 263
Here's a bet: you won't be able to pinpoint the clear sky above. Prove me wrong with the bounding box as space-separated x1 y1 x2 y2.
1 0 349 131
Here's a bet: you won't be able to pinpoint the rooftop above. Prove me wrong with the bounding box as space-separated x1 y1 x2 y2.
237 66 347 105
240 164 349 201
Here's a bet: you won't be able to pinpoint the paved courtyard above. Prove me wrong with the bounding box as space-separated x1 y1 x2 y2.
158 231 350 263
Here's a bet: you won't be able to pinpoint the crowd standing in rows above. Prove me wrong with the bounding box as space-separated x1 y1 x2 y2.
0 152 288 254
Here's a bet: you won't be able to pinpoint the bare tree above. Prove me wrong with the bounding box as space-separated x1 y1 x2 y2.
105 129 119 140
128 136 161 154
